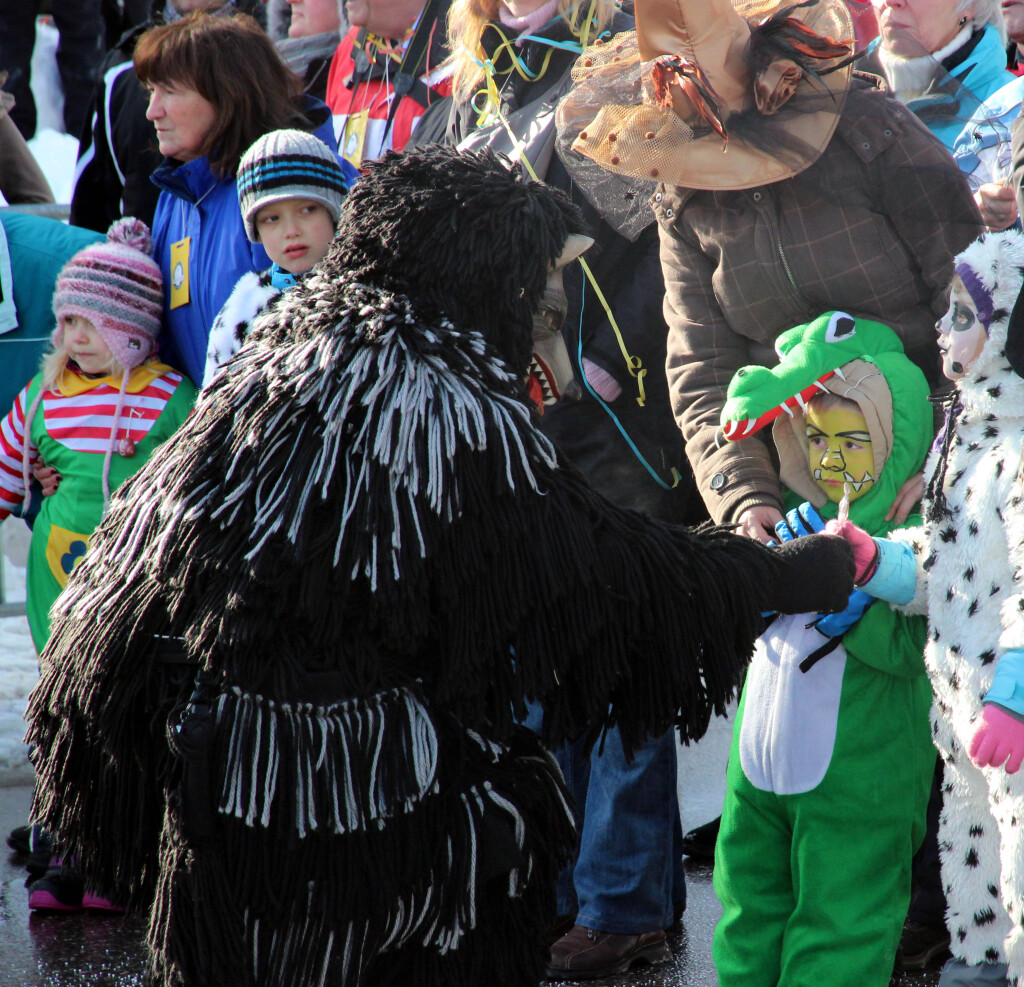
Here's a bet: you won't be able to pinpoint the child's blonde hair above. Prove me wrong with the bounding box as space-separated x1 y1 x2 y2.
25 322 129 514
447 0 618 104
40 328 124 392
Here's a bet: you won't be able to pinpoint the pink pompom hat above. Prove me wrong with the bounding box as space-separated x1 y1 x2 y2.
27 218 165 512
51 217 163 370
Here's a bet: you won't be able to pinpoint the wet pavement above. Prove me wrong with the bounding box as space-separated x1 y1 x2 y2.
0 784 944 987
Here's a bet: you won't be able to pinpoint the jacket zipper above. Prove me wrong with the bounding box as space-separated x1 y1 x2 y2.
777 233 799 293
749 192 804 308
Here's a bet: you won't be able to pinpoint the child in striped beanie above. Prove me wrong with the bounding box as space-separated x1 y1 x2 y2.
0 217 197 657
203 128 349 385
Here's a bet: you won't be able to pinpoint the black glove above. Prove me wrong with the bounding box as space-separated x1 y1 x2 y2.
765 533 855 615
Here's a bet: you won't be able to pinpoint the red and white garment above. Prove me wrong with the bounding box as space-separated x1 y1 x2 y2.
325 26 452 169
0 365 185 516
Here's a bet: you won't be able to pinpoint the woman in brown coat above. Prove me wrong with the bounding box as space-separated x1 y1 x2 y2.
559 0 982 539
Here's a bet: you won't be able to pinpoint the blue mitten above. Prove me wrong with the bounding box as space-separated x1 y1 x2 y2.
774 502 827 542
811 588 873 637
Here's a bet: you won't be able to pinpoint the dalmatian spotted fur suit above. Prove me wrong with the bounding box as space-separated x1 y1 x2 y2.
882 232 1024 982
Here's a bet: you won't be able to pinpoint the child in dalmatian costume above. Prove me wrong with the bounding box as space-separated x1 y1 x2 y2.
712 312 935 987
830 230 1024 987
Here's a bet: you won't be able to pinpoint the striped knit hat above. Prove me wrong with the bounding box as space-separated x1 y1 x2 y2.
237 129 348 242
52 217 163 371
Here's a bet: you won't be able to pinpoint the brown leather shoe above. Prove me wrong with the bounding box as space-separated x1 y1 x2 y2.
545 924 671 980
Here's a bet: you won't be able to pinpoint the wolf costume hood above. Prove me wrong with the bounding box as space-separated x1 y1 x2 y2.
722 311 932 535
26 145 851 987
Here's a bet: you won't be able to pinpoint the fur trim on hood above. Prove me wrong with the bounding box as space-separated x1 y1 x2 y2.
954 230 1024 385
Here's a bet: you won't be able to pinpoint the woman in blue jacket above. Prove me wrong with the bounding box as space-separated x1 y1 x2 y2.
860 0 1013 152
134 12 356 385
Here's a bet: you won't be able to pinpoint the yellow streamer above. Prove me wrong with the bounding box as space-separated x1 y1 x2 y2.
472 26 556 127
474 1 683 494
491 101 648 408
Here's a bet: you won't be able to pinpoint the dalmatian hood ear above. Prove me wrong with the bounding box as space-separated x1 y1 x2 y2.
954 230 1024 378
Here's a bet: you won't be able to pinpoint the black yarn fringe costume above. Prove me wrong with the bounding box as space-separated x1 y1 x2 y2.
28 147 791 987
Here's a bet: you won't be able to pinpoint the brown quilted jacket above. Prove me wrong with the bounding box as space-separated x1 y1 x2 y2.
656 76 981 523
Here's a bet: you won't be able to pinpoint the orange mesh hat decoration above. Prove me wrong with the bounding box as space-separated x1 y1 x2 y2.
556 0 855 191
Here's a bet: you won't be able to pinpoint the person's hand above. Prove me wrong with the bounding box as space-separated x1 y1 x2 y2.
969 704 1024 773
884 470 924 524
32 461 61 498
774 502 826 542
975 183 1018 232
812 588 873 637
736 504 784 543
824 518 878 584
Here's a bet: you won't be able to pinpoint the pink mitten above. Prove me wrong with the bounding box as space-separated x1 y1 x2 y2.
969 705 1024 774
823 518 877 585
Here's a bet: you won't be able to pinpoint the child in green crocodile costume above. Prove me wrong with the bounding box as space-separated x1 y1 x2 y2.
713 311 935 987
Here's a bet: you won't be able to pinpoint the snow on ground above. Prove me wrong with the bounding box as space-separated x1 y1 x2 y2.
0 20 80 211
0 18 71 790
677 703 733 834
28 128 80 206
0 524 36 788
30 19 64 135
28 20 80 207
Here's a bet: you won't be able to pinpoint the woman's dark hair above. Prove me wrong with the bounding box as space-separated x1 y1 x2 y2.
134 12 308 177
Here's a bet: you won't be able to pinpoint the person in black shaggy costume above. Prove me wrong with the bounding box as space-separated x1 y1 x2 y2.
25 145 853 987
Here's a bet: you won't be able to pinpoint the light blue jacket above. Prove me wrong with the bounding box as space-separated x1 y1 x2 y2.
0 215 102 415
952 74 1024 185
921 25 1015 151
866 26 1014 152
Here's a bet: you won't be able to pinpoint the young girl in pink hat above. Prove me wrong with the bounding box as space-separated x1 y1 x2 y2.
0 217 196 658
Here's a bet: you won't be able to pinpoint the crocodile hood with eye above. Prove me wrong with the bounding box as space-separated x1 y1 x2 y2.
721 311 932 535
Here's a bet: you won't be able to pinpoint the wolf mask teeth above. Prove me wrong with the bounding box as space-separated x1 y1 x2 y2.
844 471 875 492
811 468 876 491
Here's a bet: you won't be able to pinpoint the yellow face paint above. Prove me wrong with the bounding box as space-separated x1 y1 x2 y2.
805 404 876 503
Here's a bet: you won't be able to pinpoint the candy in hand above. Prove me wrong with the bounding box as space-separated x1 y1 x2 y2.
824 518 878 585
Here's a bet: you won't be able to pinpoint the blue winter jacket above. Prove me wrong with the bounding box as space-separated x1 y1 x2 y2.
0 215 102 416
929 26 1016 150
952 74 1024 188
150 97 351 385
863 26 1014 152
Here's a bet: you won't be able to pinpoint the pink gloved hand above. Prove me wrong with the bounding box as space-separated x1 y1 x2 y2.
969 704 1024 774
823 518 877 585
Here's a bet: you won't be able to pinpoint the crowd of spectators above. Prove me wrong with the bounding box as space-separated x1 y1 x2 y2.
4 0 1024 983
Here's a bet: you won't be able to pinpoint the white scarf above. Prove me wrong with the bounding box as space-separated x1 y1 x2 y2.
877 24 972 100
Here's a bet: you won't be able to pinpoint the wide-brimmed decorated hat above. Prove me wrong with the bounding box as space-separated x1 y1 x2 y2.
555 0 855 191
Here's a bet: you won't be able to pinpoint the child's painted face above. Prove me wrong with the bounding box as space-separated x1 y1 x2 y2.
937 276 987 381
62 314 114 375
805 403 876 503
255 198 336 275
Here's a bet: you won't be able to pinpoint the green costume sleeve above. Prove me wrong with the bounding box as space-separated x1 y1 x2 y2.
843 602 927 679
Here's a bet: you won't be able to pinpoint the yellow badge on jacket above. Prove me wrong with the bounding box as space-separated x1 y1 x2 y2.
341 110 370 170
45 524 91 588
170 237 191 309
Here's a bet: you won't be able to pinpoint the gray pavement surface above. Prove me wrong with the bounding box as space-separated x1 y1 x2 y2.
0 785 945 987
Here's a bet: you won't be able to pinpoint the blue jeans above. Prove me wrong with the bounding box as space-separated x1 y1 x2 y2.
526 703 685 933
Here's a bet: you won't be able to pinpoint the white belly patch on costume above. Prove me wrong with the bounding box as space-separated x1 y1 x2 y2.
739 615 846 795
